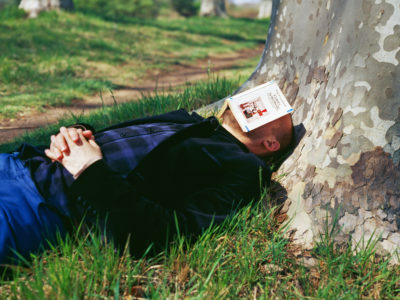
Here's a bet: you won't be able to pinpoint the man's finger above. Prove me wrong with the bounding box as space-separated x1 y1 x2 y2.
60 127 74 147
88 138 100 149
50 144 63 160
77 129 89 145
81 129 100 149
54 134 68 152
68 128 79 142
45 149 60 161
82 130 93 139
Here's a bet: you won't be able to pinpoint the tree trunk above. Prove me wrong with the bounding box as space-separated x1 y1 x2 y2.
258 0 272 19
19 0 73 17
200 0 227 17
241 0 400 259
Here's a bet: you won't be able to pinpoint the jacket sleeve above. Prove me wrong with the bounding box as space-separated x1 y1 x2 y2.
70 158 268 255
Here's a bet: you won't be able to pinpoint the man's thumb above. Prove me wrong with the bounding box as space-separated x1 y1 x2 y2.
82 130 93 139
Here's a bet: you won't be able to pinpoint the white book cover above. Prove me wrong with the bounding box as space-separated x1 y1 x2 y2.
225 81 293 132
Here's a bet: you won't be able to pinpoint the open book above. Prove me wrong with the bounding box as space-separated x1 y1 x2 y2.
219 81 293 132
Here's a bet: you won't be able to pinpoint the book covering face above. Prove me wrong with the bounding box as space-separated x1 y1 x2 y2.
225 81 293 132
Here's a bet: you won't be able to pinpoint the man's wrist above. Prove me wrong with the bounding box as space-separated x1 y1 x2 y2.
73 156 103 179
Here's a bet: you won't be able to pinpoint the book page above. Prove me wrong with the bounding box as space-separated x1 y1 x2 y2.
228 81 293 132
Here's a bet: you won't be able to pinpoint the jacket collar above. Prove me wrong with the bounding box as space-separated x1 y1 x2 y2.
97 109 203 133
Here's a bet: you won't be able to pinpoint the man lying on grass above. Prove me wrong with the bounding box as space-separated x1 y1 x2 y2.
0 108 293 265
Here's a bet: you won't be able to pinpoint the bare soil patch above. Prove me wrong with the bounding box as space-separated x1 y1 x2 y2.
0 45 263 144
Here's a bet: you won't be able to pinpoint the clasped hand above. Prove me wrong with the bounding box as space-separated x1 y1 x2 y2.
45 127 103 179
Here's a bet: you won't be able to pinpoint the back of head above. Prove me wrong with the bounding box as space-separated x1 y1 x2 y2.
248 114 294 169
220 109 294 165
267 115 295 170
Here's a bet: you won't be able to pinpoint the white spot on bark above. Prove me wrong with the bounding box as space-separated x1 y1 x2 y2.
314 167 338 188
343 85 371 116
343 106 367 116
326 0 331 10
384 143 395 155
360 106 396 147
276 50 280 57
377 209 388 220
388 233 400 245
352 218 379 250
331 88 338 97
335 61 342 77
372 0 400 65
337 152 361 166
353 53 366 68
286 183 314 247
339 213 358 234
358 21 364 29
260 64 267 75
392 135 400 151
358 208 373 220
322 155 331 168
381 233 400 264
331 54 335 66
343 124 354 134
272 63 280 75
330 197 336 208
354 81 371 92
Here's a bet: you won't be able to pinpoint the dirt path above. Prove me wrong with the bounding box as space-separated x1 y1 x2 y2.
0 45 263 144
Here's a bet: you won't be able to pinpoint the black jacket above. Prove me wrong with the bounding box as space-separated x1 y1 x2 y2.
71 109 270 254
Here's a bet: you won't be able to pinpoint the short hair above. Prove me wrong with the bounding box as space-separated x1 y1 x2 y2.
271 118 294 155
262 117 295 171
247 114 293 153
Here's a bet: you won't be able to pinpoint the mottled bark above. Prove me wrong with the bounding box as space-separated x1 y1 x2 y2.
19 0 73 18
258 0 272 19
200 0 227 17
240 0 400 260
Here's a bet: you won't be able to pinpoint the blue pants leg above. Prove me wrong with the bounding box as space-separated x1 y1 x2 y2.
0 153 66 265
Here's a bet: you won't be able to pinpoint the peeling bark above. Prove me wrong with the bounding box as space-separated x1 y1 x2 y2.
241 0 400 261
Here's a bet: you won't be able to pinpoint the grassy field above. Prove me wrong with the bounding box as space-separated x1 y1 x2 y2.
0 6 267 119
1 4 399 299
0 78 399 299
0 76 239 152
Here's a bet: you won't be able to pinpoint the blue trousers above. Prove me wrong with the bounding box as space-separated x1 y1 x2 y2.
0 153 66 265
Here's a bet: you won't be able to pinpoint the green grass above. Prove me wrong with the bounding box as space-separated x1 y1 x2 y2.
1 6 399 299
0 76 240 152
1 202 399 298
0 8 268 118
0 78 399 299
